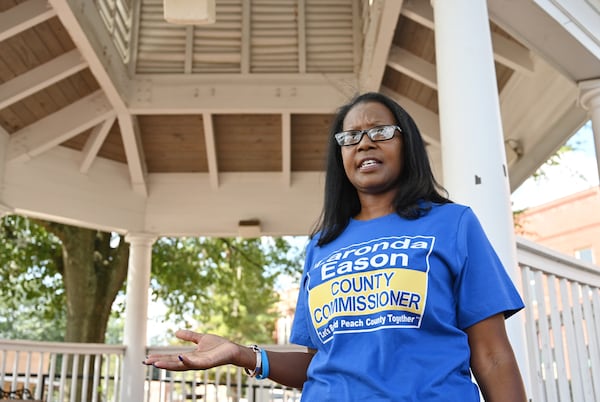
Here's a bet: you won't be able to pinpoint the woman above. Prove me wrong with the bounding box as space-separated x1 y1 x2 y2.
144 92 527 401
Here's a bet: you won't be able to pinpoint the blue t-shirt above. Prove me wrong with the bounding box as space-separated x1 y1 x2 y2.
290 204 524 401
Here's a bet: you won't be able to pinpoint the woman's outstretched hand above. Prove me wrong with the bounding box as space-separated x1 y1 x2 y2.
143 329 248 371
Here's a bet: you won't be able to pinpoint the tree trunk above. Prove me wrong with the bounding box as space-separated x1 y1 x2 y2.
38 222 129 343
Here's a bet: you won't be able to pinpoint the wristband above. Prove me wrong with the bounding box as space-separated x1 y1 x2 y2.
255 348 269 379
244 345 261 377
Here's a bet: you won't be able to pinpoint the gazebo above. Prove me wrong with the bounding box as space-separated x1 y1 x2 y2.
1 0 599 400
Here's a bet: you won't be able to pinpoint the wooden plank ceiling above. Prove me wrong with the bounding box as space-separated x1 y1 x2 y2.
0 0 588 236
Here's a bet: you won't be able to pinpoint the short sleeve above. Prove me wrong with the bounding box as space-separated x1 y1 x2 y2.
290 240 318 349
454 208 525 329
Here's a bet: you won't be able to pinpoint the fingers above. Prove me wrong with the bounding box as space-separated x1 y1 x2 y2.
143 354 189 371
175 329 203 344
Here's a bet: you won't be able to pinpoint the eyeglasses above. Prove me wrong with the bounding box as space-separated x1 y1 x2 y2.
334 125 402 146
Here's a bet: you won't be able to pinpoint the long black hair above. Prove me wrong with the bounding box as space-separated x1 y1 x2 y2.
311 92 451 246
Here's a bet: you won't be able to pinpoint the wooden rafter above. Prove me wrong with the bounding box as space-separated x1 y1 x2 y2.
401 0 534 74
0 0 56 41
7 91 115 163
202 113 219 189
0 50 88 110
359 0 404 91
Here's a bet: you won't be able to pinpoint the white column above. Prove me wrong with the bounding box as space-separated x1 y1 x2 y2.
120 232 157 401
431 0 532 396
579 79 600 180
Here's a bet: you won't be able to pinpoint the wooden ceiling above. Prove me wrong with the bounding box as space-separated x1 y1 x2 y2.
0 0 596 236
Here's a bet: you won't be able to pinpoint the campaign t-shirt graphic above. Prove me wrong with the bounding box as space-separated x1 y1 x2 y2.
306 235 434 343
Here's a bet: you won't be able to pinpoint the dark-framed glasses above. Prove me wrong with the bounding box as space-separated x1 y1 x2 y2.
334 125 402 146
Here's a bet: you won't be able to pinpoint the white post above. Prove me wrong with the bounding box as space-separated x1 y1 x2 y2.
579 79 600 181
120 232 156 401
431 0 532 397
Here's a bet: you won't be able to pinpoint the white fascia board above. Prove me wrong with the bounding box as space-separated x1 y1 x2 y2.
144 172 325 237
127 74 357 114
534 0 600 58
4 146 146 233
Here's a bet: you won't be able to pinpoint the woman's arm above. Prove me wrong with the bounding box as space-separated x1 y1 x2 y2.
143 329 314 389
465 313 527 402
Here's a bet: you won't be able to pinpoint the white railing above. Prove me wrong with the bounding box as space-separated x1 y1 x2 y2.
0 340 124 401
517 237 600 402
1 238 599 402
144 345 303 402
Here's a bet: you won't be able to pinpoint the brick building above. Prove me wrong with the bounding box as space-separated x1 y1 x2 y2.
515 186 600 266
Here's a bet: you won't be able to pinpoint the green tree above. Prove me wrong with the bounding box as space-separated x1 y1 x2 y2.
0 215 65 341
149 236 302 345
0 216 129 343
0 216 303 345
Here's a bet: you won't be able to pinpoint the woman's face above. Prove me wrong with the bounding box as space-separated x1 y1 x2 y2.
340 101 403 197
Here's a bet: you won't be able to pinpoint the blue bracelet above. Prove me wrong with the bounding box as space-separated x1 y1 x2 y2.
256 348 269 379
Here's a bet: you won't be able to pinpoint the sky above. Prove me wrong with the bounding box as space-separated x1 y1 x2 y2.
511 120 598 211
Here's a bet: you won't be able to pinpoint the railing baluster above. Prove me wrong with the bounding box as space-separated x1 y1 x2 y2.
560 279 584 401
570 282 595 401
11 351 19 393
92 353 101 402
521 266 544 400
70 353 79 402
81 354 90 401
547 275 570 401
582 285 600 400
35 352 44 400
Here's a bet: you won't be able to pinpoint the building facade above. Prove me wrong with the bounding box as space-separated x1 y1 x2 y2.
515 186 600 266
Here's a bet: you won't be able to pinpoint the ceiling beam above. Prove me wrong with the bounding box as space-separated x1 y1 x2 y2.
380 87 440 147
0 49 87 110
128 75 356 114
7 91 115 163
47 0 149 195
202 113 219 189
0 0 56 42
402 0 534 75
359 0 404 92
80 115 116 174
387 45 437 90
281 112 291 186
118 113 148 196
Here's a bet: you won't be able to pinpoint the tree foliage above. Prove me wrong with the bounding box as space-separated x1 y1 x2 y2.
150 236 303 345
0 215 304 345
0 215 65 341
